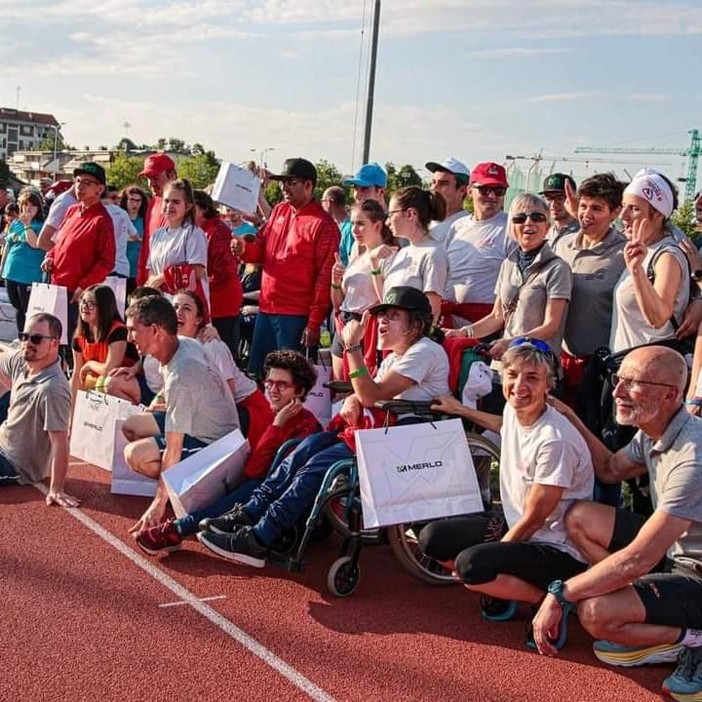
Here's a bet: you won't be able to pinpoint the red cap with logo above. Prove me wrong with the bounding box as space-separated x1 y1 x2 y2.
469 162 508 188
138 153 176 178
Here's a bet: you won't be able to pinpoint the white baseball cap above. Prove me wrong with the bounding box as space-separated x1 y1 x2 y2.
425 157 470 183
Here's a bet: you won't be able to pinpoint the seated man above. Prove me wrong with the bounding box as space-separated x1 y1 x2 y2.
0 313 77 507
123 295 239 533
197 286 450 568
532 346 702 702
419 339 593 624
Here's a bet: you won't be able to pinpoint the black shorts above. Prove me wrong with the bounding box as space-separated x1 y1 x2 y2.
609 507 702 627
152 411 208 458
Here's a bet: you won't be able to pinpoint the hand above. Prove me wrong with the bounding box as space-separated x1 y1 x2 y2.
19 211 33 227
531 595 565 657
444 327 465 339
108 365 137 379
129 501 167 534
331 252 346 286
273 398 303 427
623 239 647 273
341 314 368 348
46 489 81 508
198 324 220 343
146 401 166 413
230 237 246 256
545 393 574 417
71 287 84 304
564 178 579 220
340 394 363 426
430 394 465 416
79 363 95 383
369 243 398 263
145 274 166 290
680 237 702 273
676 298 702 338
488 338 510 360
301 326 320 348
41 258 54 273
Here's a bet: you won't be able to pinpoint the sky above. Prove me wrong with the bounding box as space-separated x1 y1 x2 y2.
3 0 702 189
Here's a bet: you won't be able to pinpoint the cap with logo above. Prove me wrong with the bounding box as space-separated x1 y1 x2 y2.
342 162 388 188
368 286 432 317
540 173 576 195
138 153 177 179
425 157 470 185
269 158 318 184
469 162 509 188
73 162 106 185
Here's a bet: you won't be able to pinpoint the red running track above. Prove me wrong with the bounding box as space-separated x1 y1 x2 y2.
1 463 671 702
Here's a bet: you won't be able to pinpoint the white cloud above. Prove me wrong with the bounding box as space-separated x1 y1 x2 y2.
523 91 605 103
464 47 564 59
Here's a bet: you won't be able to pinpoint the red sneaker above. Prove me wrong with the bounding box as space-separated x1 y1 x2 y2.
135 520 182 555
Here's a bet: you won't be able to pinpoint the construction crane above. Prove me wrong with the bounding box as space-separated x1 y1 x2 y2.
575 129 701 202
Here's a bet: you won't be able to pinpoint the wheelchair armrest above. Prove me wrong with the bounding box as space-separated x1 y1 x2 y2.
375 399 439 417
268 438 303 475
324 381 353 393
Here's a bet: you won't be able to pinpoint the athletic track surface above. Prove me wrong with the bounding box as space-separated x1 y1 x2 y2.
2 462 671 702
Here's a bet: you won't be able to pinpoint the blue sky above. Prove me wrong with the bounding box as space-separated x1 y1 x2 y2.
3 0 702 188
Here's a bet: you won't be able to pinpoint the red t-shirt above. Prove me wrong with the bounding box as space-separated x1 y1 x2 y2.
201 216 243 318
137 196 167 285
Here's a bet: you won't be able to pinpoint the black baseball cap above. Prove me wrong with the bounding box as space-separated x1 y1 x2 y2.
368 286 432 316
74 162 106 185
269 158 317 185
540 173 576 195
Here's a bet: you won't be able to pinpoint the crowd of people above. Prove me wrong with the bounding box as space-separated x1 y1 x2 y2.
1 153 702 701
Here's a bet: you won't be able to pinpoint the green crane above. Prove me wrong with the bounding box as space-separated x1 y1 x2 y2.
575 129 701 202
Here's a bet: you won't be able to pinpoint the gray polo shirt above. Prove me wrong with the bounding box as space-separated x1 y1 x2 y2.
555 228 626 357
547 218 580 249
625 408 702 570
495 243 572 357
0 351 70 484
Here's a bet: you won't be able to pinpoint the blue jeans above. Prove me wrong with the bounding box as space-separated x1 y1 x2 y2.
247 312 309 376
243 431 352 545
174 478 263 537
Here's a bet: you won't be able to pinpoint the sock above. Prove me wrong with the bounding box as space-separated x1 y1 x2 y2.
676 629 702 647
173 520 183 535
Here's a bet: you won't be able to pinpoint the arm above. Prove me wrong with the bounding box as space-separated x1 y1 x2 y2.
346 349 415 406
501 483 565 542
426 291 442 324
430 394 503 434
77 217 116 291
70 349 85 409
630 251 683 328
307 220 341 331
207 222 238 292
469 297 505 339
45 430 80 507
37 223 58 251
686 321 702 410
80 340 127 381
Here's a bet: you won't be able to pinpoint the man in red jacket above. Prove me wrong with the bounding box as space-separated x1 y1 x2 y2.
232 158 340 375
136 153 177 285
42 162 115 341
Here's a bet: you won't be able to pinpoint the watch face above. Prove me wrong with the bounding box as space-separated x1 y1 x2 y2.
548 580 563 596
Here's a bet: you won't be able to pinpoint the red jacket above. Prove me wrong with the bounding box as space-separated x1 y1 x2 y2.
46 202 115 292
244 407 321 479
137 196 167 285
201 216 242 318
242 200 339 329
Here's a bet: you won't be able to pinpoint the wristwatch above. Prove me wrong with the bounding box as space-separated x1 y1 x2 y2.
547 579 575 608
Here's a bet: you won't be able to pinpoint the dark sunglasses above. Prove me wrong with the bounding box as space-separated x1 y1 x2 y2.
474 186 507 197
511 212 548 224
19 332 56 344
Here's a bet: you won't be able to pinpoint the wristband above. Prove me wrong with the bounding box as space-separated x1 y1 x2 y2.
370 268 382 276
349 366 368 379
462 325 475 339
331 283 342 290
685 399 702 407
345 342 362 354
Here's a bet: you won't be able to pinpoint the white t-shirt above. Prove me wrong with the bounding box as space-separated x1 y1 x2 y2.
201 338 257 403
500 404 594 561
105 203 134 277
381 239 448 297
45 190 78 232
147 223 208 275
341 251 382 313
429 210 470 245
444 211 515 304
374 337 450 401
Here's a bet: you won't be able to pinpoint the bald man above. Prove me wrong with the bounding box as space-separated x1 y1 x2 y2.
531 346 702 697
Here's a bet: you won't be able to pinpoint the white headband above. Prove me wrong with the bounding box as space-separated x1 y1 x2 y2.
623 168 674 219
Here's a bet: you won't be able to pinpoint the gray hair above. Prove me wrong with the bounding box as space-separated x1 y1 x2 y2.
501 343 556 391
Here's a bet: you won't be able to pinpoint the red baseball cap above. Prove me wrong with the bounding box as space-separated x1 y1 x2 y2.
139 153 176 178
469 162 508 188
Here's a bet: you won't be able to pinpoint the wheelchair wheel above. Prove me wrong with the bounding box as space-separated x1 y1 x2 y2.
387 432 501 586
327 556 360 597
323 485 382 545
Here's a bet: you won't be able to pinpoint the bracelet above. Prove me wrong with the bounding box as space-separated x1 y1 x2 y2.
345 342 362 354
349 366 368 379
685 399 702 407
370 268 382 276
331 283 342 290
462 325 475 339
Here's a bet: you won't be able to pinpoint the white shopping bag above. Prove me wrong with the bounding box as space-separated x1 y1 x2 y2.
70 391 143 469
27 282 68 344
304 360 332 429
110 418 158 497
356 418 484 528
162 429 250 519
104 276 127 318
211 162 261 215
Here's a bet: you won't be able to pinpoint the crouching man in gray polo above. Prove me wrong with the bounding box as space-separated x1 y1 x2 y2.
0 313 77 507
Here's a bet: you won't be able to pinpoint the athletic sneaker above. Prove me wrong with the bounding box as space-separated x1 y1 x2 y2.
135 521 182 556
197 526 268 568
198 504 253 535
593 639 683 667
480 596 518 622
662 647 702 701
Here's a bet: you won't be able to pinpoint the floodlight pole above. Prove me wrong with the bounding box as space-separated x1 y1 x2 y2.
362 0 381 164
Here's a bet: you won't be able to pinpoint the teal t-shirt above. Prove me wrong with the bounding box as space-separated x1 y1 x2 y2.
2 220 44 285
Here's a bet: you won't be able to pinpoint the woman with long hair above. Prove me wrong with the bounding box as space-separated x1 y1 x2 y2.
119 185 149 294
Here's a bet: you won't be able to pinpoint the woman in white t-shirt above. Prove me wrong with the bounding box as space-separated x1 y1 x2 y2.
375 187 449 324
330 199 396 380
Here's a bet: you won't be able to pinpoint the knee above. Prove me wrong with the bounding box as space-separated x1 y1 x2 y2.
577 597 613 638
454 545 496 585
564 501 589 541
419 522 455 562
124 442 139 472
122 417 138 442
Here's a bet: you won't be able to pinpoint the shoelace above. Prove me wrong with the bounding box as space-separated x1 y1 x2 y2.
676 648 702 682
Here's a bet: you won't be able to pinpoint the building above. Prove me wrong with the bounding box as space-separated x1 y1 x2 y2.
7 149 114 186
0 108 60 160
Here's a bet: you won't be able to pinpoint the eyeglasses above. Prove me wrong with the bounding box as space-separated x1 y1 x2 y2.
611 374 678 391
543 193 566 203
264 379 295 391
474 186 507 197
75 178 100 188
19 332 56 344
509 337 553 356
80 300 96 310
511 212 549 224
281 178 303 187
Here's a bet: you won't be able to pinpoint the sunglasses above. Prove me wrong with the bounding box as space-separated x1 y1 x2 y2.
511 212 548 224
509 337 553 356
19 332 56 344
474 186 507 197
264 379 295 391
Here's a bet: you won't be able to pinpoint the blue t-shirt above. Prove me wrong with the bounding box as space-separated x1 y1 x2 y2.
2 220 44 285
232 221 257 237
126 216 144 278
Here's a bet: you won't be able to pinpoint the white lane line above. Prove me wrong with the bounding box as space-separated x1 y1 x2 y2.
33 484 336 702
158 595 227 608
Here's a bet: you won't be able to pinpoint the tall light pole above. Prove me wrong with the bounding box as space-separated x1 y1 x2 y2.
50 122 66 180
250 147 275 170
362 0 381 164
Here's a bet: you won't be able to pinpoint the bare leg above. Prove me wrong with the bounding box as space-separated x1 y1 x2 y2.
122 413 160 442
104 374 142 405
565 501 617 565
124 437 162 480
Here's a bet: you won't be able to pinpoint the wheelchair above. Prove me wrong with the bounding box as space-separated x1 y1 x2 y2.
262 396 501 598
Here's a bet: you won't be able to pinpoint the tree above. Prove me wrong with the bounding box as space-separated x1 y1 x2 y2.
34 133 73 151
313 159 343 200
155 137 167 151
385 162 422 193
115 137 138 152
0 159 10 188
672 200 699 242
107 152 146 190
167 137 187 154
178 150 220 189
